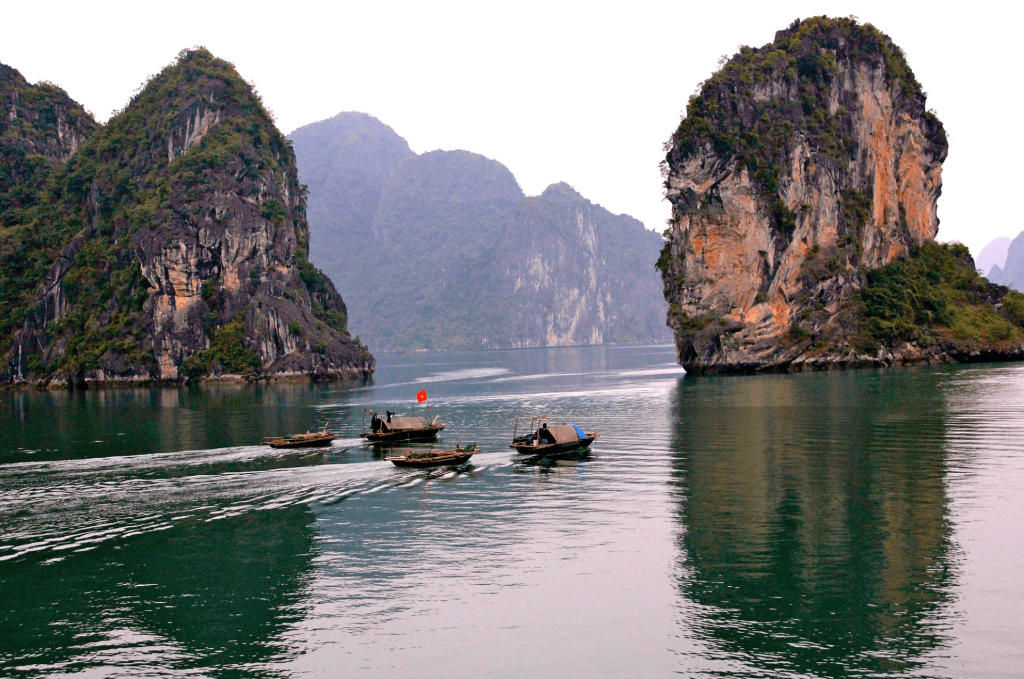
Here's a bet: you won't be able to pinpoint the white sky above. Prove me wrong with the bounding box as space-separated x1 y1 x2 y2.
3 0 1020 258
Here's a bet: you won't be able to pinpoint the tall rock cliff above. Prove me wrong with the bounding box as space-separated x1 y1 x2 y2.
659 17 956 372
360 149 524 350
0 50 373 386
290 114 671 352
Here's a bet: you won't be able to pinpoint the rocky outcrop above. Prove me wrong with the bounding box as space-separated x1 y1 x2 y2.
660 17 950 373
1 63 98 219
290 114 670 351
346 149 525 351
0 64 96 162
1 50 373 386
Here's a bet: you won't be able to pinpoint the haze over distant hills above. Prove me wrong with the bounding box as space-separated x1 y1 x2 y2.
987 230 1024 291
290 112 670 352
976 236 1011 276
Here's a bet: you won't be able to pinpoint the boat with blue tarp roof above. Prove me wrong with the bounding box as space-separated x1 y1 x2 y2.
509 416 600 456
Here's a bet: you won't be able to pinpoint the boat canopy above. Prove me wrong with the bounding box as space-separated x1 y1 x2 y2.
569 423 587 439
385 416 432 431
543 424 583 444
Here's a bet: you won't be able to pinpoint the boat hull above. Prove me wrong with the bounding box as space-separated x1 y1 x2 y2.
361 426 443 443
388 452 474 468
267 434 336 449
510 434 599 456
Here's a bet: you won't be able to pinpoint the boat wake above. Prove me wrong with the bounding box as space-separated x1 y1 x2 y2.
0 445 512 565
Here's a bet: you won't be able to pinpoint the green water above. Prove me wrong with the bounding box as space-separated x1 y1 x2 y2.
1 345 1022 677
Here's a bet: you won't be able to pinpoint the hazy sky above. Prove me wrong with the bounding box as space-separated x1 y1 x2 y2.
4 0 1020 258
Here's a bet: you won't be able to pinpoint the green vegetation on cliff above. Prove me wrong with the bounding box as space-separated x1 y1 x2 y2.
0 64 98 226
182 318 262 378
1 65 99 342
857 242 1024 350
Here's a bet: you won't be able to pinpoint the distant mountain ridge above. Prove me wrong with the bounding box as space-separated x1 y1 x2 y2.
988 230 1024 291
287 112 414 300
976 236 1011 277
289 112 670 352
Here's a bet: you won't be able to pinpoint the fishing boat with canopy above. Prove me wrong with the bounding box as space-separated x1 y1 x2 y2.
509 416 599 456
361 389 445 443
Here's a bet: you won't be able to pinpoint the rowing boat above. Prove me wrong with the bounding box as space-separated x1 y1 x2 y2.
264 431 336 449
386 443 476 468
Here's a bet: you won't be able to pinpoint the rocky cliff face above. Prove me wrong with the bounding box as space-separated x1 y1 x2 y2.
660 17 949 372
290 114 670 352
499 183 669 347
0 50 373 386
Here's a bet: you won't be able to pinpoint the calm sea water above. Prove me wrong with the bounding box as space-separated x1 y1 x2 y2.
1 344 1022 678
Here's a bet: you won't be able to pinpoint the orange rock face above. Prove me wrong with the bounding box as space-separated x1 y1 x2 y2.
660 18 947 373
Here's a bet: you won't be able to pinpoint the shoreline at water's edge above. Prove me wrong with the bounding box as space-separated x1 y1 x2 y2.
682 343 1024 375
1 366 375 391
371 341 678 355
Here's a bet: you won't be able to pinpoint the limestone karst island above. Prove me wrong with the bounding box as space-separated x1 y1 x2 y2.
658 17 1024 374
0 51 373 387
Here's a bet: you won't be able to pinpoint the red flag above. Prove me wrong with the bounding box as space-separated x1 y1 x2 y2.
416 389 427 403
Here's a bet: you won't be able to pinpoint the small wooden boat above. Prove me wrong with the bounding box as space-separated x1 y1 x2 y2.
361 409 444 443
510 417 599 456
264 431 337 449
387 443 476 468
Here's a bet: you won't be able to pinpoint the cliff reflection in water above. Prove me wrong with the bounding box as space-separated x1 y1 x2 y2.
1 381 355 464
0 505 316 676
670 370 956 676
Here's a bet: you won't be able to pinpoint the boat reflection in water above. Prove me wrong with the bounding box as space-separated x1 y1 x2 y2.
669 370 956 676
